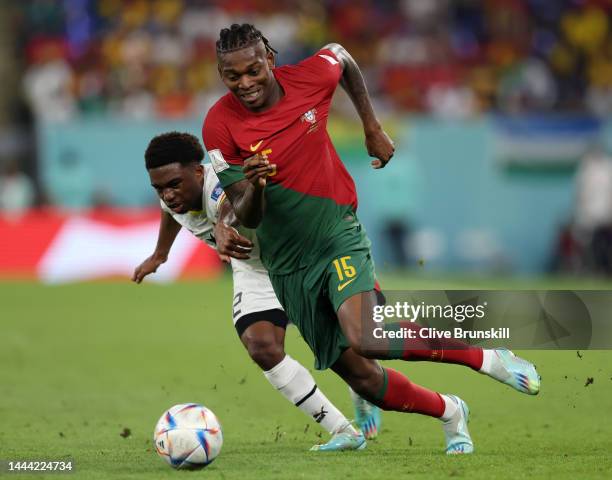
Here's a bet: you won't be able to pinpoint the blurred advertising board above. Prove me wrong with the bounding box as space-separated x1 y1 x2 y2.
0 209 222 282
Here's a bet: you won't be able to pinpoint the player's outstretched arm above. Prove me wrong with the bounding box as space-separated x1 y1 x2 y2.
223 153 274 228
323 43 395 169
214 198 253 263
132 210 181 283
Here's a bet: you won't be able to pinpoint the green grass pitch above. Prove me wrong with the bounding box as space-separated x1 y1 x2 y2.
1 274 611 479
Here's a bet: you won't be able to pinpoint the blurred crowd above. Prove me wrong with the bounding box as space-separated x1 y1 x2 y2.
3 0 612 277
552 146 612 275
15 0 612 121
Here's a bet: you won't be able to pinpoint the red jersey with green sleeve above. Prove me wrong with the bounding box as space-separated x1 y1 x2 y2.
202 49 358 274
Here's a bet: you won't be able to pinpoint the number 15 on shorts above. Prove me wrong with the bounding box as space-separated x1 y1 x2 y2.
332 256 356 291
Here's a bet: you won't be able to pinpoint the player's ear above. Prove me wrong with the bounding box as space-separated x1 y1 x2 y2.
266 51 275 69
194 164 204 178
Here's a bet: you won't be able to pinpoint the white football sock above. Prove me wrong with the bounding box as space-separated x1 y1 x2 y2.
263 355 349 434
439 394 459 422
479 349 495 375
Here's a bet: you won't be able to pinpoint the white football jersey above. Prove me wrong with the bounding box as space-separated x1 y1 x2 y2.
201 165 268 277
159 173 215 248
160 164 283 321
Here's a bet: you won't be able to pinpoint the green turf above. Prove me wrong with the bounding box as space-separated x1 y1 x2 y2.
1 275 611 479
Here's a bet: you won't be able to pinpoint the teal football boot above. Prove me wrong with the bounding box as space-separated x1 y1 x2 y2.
310 426 366 452
486 349 541 395
442 395 474 455
350 389 382 440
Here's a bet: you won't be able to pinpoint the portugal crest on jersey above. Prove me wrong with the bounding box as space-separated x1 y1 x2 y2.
301 108 319 134
301 108 317 124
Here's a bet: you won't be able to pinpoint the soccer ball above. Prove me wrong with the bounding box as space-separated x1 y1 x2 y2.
153 403 223 469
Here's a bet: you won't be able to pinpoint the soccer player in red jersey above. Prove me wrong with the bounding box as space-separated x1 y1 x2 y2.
203 23 540 454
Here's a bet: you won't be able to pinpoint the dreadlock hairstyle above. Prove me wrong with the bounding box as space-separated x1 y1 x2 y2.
216 23 278 56
144 132 204 170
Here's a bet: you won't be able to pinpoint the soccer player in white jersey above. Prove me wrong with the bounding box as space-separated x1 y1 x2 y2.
133 131 380 451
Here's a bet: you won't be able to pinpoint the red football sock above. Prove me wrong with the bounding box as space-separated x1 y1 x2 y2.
403 343 484 371
386 322 484 370
374 367 444 418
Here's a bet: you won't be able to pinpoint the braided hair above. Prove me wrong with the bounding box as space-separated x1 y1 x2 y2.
216 23 277 56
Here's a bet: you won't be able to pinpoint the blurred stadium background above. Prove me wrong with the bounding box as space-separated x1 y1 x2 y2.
3 4 612 478
1 0 612 282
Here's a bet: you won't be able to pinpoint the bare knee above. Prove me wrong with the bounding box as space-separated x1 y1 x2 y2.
348 343 381 359
243 335 285 371
337 311 368 355
342 331 379 359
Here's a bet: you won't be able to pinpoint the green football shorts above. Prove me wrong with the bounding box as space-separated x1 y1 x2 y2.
269 216 376 370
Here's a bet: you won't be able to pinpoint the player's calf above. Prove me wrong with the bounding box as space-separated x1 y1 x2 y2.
265 354 361 447
338 291 485 370
238 315 363 449
331 348 385 402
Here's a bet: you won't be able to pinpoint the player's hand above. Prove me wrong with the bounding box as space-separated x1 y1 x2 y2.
243 153 276 188
365 127 395 169
214 222 253 260
132 254 166 284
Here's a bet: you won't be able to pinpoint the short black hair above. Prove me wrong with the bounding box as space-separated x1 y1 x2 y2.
216 23 277 56
145 132 204 170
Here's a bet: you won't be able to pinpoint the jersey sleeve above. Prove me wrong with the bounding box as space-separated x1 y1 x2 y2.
159 198 170 214
202 106 246 188
203 166 226 223
294 48 343 94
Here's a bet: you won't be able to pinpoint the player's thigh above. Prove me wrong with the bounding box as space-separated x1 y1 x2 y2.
325 249 380 349
231 267 282 318
331 347 384 400
270 268 350 371
335 290 383 352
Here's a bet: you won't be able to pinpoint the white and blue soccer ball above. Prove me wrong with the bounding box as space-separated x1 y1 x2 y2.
154 403 223 470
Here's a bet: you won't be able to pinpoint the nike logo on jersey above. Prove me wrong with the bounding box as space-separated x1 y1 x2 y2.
249 140 264 152
318 54 339 65
337 278 356 291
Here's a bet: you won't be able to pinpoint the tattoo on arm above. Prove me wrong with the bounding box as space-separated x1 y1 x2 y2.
323 42 381 134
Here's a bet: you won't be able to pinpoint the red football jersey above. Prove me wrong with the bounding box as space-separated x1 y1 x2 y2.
202 49 359 273
203 49 357 207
